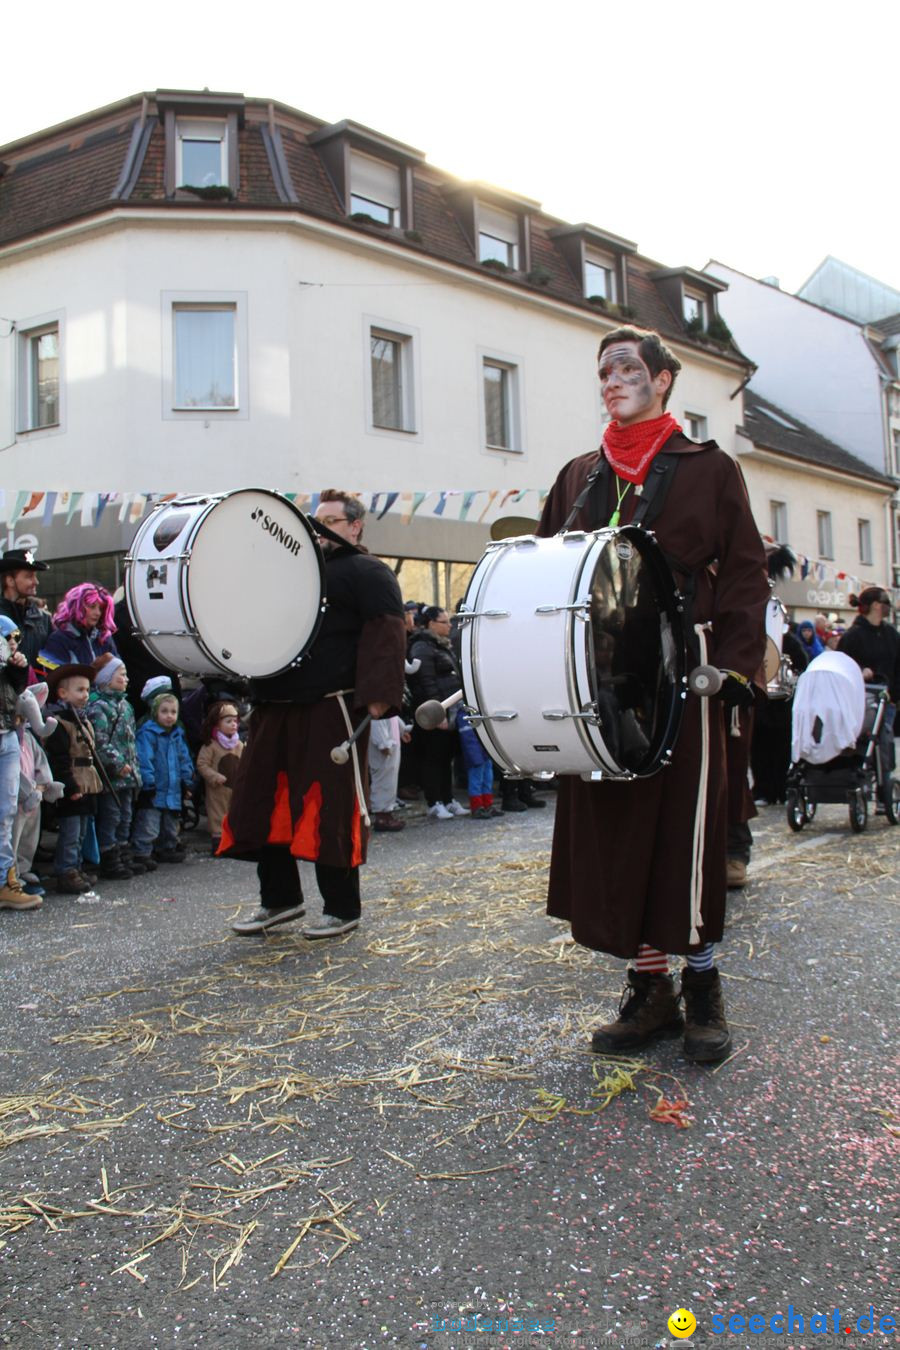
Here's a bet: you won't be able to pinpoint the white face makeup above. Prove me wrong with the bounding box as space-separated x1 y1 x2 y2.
598 341 669 426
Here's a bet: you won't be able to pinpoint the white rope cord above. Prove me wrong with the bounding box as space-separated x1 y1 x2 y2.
330 691 371 829
689 624 713 944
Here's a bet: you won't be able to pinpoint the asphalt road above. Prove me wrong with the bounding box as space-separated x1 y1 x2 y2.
0 794 897 1350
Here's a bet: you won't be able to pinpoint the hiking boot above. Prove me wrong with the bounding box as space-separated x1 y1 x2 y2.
591 970 684 1054
133 853 158 872
155 848 187 865
123 852 147 875
726 858 747 888
680 966 733 1063
56 869 89 895
0 867 42 910
99 848 133 880
372 811 405 832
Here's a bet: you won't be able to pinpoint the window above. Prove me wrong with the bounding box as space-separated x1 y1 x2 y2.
482 357 521 452
817 510 834 559
584 250 615 301
892 427 900 476
370 329 415 431
858 518 873 566
176 119 228 188
349 151 401 226
173 304 236 409
684 412 708 441
683 291 707 327
18 323 60 430
770 500 788 541
478 203 519 268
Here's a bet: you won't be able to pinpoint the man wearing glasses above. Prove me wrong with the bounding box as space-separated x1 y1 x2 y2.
224 490 406 938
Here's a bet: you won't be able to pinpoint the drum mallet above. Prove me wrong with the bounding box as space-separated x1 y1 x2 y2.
415 689 463 730
687 665 723 696
330 713 373 765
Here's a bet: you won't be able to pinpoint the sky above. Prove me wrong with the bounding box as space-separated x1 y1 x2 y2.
4 0 899 296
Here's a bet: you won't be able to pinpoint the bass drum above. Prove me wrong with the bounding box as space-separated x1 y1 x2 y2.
460 527 686 779
125 489 325 679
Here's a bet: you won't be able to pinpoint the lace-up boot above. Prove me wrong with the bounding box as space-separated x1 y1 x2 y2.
680 966 732 1063
591 970 683 1053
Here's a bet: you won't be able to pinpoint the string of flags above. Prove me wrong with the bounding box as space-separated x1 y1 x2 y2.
0 488 873 595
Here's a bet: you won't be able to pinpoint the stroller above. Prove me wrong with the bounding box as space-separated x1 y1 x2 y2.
785 649 899 833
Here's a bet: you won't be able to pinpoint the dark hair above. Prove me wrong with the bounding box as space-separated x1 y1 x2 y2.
421 606 448 627
319 489 366 531
597 327 682 409
851 587 891 613
200 699 240 745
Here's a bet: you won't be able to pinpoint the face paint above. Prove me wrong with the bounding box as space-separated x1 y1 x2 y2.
598 342 663 425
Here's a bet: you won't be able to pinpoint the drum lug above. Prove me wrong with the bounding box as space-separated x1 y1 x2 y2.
456 609 511 621
543 710 599 725
534 600 591 618
465 710 518 724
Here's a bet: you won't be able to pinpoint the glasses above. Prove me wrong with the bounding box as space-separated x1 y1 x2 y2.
318 514 348 527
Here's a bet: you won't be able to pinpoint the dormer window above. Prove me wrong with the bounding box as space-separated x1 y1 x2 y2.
585 250 616 302
477 203 519 269
177 118 229 188
683 290 707 327
349 151 400 225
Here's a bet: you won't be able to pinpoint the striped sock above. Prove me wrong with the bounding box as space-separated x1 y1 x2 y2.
634 944 669 975
685 943 715 973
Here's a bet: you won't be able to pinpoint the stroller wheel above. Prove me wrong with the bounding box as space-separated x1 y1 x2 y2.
849 789 868 834
883 778 900 827
786 790 806 833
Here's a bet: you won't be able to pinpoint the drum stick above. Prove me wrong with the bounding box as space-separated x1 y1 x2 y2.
330 713 373 765
415 689 463 730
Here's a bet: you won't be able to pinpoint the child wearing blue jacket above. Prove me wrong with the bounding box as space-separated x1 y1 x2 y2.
132 677 193 865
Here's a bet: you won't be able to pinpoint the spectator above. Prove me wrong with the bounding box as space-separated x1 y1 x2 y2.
0 617 34 910
86 654 144 880
795 619 824 661
40 583 118 672
133 678 194 867
0 549 52 674
408 607 469 820
196 700 245 854
44 663 104 894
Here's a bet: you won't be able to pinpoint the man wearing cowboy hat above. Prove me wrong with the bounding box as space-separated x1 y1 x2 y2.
0 549 51 672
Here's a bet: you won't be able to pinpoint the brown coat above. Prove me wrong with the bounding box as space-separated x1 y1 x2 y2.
537 433 768 957
196 738 244 837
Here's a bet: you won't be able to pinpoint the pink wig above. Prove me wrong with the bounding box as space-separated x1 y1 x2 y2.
52 583 117 639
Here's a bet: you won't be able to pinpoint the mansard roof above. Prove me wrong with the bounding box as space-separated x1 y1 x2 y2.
741 389 894 487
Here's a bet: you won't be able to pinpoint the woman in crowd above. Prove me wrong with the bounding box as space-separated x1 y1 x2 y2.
39 584 118 673
408 607 468 820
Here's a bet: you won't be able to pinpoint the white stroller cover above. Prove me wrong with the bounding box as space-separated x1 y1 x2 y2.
791 650 866 765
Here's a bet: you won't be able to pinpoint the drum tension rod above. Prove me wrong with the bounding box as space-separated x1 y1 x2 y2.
456 609 510 621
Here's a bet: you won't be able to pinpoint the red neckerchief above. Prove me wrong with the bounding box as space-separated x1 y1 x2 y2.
601 413 682 485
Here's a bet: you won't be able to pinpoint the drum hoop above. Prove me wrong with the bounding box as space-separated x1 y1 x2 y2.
126 489 326 679
462 544 519 771
570 535 621 773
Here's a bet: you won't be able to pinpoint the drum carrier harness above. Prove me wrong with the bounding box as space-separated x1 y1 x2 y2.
559 448 707 669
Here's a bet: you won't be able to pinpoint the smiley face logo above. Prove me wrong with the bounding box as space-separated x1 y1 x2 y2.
667 1308 697 1339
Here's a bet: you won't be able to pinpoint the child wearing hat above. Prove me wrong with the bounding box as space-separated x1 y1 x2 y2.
132 678 194 866
0 615 36 910
87 654 145 880
44 663 104 894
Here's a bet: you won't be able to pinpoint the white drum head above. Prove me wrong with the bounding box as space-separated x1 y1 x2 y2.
185 491 323 678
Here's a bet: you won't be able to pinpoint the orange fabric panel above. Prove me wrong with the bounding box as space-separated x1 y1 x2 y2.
217 815 235 854
291 781 323 859
267 771 294 846
350 800 363 867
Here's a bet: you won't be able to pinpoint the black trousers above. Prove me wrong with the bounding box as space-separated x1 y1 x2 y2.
256 845 361 921
414 725 455 807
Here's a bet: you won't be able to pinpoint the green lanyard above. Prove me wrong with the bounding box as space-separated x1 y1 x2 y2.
608 476 630 528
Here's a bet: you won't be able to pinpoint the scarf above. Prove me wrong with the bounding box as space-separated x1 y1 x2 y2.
214 728 241 751
601 412 681 485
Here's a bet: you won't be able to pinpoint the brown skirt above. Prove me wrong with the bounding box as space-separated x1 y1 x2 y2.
218 701 370 869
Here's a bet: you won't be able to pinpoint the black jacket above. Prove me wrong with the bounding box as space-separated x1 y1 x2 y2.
0 596 51 671
407 629 462 708
250 544 404 706
838 617 900 701
0 656 28 732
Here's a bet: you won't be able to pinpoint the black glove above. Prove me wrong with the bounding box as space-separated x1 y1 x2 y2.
136 788 155 809
719 672 755 709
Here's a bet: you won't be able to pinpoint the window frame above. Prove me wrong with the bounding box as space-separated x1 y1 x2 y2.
858 517 873 567
683 290 707 327
16 311 64 437
176 117 229 189
684 411 708 442
816 509 834 560
479 348 524 455
363 317 421 441
584 249 616 302
476 202 520 270
161 291 249 422
349 151 401 227
770 499 788 542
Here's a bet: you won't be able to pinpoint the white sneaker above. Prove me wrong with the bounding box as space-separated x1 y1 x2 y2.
444 800 470 816
427 802 454 820
302 914 359 939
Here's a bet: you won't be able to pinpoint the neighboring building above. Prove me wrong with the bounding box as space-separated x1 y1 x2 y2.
737 391 895 619
0 88 751 578
706 260 900 595
796 256 900 326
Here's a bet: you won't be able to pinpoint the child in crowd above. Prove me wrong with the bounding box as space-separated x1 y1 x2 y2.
0 615 34 910
13 679 64 901
457 705 501 820
87 653 146 879
196 700 244 854
133 678 194 866
44 663 104 894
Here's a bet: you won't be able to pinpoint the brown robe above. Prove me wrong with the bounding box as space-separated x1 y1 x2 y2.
537 433 768 957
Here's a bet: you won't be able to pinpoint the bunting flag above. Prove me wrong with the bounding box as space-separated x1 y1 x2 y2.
410 492 427 519
21 492 45 517
9 491 31 528
432 492 449 517
459 491 478 521
42 492 57 525
377 492 399 520
65 493 83 525
94 493 112 528
477 490 498 523
81 494 98 527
